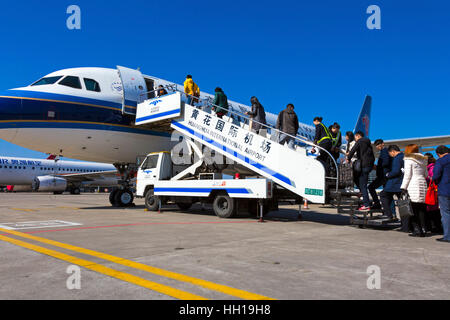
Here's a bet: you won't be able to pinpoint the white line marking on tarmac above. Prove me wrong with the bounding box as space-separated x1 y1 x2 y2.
0 220 82 230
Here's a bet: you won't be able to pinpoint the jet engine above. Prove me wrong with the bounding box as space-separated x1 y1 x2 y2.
32 176 67 192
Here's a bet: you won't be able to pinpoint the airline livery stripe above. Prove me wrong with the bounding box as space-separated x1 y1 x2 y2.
0 92 137 112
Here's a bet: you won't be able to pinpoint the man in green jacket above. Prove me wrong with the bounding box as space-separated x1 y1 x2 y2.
212 87 228 118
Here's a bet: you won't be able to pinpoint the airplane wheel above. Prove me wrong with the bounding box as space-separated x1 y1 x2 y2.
109 189 119 207
70 188 80 195
114 189 134 207
145 189 160 211
213 194 236 218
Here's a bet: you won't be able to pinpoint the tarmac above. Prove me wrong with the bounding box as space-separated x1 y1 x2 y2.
0 192 449 300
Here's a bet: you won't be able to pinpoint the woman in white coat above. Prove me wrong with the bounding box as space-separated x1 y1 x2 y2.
400 144 429 237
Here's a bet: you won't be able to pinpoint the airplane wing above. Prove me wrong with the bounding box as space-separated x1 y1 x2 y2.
53 170 119 182
382 135 450 151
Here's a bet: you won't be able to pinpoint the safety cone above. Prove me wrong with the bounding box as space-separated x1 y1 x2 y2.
304 199 309 210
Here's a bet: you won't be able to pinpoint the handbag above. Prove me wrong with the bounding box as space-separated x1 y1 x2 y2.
397 193 414 218
425 181 438 206
352 159 362 173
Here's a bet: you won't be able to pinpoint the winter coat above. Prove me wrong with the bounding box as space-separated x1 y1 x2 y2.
376 148 391 178
400 153 428 203
157 88 168 97
248 97 267 131
314 123 330 145
347 137 375 169
346 140 357 163
427 163 440 211
385 153 404 193
276 108 299 136
183 78 200 97
330 130 342 149
212 90 228 115
433 153 450 197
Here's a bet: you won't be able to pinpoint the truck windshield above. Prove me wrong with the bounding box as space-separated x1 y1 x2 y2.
141 155 159 170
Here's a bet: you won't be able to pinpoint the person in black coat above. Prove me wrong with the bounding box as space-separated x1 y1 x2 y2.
379 145 406 226
311 117 333 173
246 96 267 134
346 131 375 210
368 139 392 209
329 123 342 162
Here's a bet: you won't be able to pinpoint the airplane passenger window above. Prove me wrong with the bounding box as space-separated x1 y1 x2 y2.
58 76 82 89
84 78 101 92
31 76 63 86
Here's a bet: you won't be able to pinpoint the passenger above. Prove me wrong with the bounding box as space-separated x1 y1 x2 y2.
368 139 392 210
157 85 168 97
379 145 405 225
246 96 267 134
311 117 332 173
346 131 375 211
183 75 200 105
212 87 228 119
432 145 450 243
276 103 299 150
329 123 342 162
400 144 429 237
345 131 359 189
424 153 443 233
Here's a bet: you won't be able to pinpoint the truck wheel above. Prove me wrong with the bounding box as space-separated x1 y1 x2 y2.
213 195 236 218
176 202 192 211
145 189 160 211
115 189 134 207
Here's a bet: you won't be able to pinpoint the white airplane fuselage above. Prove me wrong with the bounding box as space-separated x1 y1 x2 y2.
0 156 116 186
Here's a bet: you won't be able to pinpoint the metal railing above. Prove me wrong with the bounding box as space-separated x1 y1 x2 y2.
139 84 339 191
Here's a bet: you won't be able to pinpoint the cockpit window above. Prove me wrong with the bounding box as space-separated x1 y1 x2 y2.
58 76 82 89
84 78 101 92
31 76 63 86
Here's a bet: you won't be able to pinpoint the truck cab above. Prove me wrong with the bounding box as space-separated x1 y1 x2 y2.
136 152 173 197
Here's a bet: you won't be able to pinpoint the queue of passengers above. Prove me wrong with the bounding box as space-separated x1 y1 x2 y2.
344 135 450 242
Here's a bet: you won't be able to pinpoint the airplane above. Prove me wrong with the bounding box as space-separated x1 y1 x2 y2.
0 66 448 206
0 155 118 195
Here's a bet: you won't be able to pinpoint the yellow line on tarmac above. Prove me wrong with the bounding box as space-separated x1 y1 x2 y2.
10 208 38 212
0 234 206 300
0 227 274 300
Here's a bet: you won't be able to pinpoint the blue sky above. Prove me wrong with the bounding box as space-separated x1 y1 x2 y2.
0 0 449 159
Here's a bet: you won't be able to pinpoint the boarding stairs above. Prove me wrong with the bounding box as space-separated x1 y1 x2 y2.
133 90 338 204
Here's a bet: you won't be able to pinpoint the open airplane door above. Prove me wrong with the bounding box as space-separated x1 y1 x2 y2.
117 66 148 115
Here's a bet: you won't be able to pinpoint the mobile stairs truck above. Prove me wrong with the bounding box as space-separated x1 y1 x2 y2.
132 89 341 219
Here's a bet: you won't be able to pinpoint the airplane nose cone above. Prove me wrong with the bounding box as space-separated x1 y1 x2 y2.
0 91 21 143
